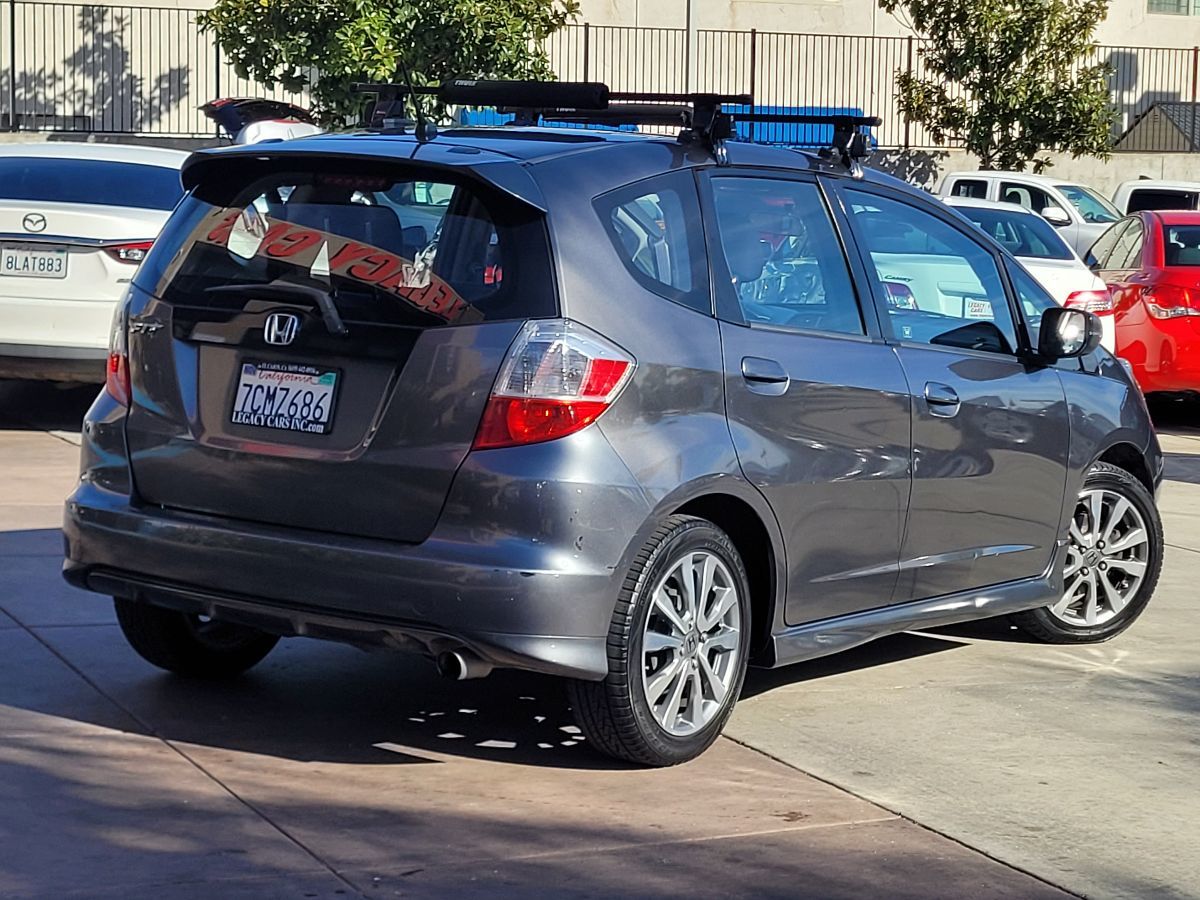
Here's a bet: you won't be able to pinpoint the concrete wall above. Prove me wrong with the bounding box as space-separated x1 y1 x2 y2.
869 148 1200 196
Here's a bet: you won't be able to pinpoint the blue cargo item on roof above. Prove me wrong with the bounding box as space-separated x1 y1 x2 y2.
727 105 879 149
456 108 640 133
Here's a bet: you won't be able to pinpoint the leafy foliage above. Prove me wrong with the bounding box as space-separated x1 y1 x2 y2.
199 0 580 125
879 0 1115 170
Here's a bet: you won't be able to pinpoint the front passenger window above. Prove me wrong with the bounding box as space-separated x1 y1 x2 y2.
847 191 1019 355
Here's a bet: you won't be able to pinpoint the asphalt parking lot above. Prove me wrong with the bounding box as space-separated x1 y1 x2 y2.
1 380 1197 899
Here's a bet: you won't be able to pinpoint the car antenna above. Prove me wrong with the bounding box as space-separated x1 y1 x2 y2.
397 59 437 143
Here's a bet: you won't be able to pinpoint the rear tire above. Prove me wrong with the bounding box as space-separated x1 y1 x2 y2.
569 516 751 767
1011 462 1162 644
114 598 279 678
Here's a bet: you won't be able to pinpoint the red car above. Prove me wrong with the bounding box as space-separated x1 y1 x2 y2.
1090 209 1200 394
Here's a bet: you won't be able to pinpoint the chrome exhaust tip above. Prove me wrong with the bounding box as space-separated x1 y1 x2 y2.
436 649 493 681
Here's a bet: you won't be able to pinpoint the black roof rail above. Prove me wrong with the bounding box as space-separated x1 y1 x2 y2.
349 80 880 171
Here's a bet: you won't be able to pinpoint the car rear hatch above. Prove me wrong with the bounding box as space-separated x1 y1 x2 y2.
124 149 557 543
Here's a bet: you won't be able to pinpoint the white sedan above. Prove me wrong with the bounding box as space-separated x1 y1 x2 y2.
944 196 1115 352
0 143 187 382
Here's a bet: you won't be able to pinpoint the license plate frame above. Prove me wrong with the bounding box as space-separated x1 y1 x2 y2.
229 361 340 435
0 243 69 280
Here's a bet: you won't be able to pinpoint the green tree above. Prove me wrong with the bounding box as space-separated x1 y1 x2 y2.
879 0 1115 170
199 0 580 126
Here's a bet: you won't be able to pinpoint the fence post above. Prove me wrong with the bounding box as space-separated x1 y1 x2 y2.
904 35 914 150
213 37 222 138
749 28 757 142
1191 47 1198 151
582 22 590 83
7 0 16 130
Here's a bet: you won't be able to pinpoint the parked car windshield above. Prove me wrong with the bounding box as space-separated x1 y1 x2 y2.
1056 184 1119 224
953 206 1074 260
1163 224 1200 266
0 158 183 211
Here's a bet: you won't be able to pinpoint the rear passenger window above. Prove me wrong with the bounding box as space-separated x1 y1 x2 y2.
950 179 988 199
709 178 863 336
596 172 709 314
847 191 1019 355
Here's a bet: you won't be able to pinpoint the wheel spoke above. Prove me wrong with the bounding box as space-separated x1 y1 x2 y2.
645 656 683 705
697 554 717 623
686 668 705 728
702 585 737 632
706 626 739 653
679 555 699 621
1097 571 1129 615
698 652 727 704
1086 491 1105 544
1106 528 1147 555
643 630 683 654
1083 573 1101 625
1100 497 1130 544
662 663 689 727
1106 557 1147 578
1069 519 1088 547
1064 557 1083 578
652 587 688 636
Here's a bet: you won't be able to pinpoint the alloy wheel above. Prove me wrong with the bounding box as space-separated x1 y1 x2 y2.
641 550 742 736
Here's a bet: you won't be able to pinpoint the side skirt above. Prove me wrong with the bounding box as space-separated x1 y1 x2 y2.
762 542 1066 669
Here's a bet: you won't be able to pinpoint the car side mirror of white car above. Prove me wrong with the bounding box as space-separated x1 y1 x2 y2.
1041 206 1072 228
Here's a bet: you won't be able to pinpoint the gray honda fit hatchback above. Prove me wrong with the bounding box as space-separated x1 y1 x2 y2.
64 84 1164 765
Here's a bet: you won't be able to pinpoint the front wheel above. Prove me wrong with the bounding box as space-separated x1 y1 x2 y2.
1011 462 1162 643
569 516 751 766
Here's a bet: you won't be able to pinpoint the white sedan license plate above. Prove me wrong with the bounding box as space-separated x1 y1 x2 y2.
0 244 68 279
230 361 339 435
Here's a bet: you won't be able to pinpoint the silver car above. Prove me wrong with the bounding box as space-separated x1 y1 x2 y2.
64 83 1163 766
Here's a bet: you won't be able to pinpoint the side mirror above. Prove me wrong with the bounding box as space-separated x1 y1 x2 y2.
1039 307 1103 360
1042 206 1071 228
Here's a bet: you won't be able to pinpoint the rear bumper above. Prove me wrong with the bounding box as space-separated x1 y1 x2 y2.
63 480 623 680
0 342 106 382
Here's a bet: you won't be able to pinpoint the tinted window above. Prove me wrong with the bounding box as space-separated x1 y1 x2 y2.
1056 184 1119 224
1110 219 1145 269
139 160 554 328
848 191 1018 355
950 179 988 199
1127 189 1199 213
710 178 863 335
999 182 1063 217
596 171 709 314
955 206 1073 260
1163 224 1200 265
1088 220 1130 268
0 157 183 210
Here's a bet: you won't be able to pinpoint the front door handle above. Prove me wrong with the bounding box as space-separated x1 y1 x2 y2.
741 357 789 396
924 382 960 417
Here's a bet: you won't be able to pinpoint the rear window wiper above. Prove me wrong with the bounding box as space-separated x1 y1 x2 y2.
205 281 349 337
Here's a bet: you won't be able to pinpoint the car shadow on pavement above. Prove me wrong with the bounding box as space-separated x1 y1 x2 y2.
0 379 97 432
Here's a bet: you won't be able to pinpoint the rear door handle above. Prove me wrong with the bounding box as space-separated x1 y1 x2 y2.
741 357 789 395
924 382 960 417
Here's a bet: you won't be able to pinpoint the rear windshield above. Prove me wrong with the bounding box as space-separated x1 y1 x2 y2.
0 158 183 210
139 160 555 328
1128 189 1199 213
1164 225 1200 266
954 206 1074 260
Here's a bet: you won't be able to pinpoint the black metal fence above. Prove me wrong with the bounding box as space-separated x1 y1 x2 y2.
2 2 1199 149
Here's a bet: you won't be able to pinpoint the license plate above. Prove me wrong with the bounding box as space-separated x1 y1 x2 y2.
230 361 339 435
0 244 68 279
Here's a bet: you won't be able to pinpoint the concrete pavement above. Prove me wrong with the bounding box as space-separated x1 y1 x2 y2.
1 380 1196 898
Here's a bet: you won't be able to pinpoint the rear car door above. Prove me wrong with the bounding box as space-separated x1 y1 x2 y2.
702 172 912 624
837 184 1070 602
124 154 556 544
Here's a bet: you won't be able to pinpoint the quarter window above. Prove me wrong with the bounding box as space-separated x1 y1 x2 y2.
596 172 709 314
1088 220 1130 269
847 191 1019 355
1110 220 1145 269
709 178 863 335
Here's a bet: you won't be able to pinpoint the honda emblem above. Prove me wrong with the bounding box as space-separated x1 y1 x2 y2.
263 312 300 346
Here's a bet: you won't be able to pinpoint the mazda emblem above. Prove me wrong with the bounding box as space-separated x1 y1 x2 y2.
263 312 300 346
22 213 47 233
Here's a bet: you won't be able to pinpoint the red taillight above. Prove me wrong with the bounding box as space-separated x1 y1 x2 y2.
473 319 635 450
1064 289 1114 315
104 302 131 406
1144 283 1200 319
103 241 154 264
